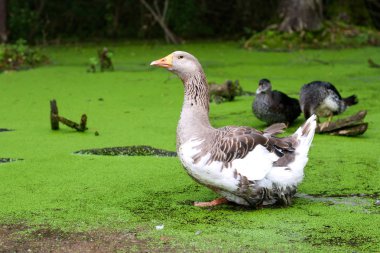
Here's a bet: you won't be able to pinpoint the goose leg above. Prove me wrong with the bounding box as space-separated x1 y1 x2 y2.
193 197 229 207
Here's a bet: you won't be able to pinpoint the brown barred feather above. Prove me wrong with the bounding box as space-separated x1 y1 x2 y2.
192 125 297 168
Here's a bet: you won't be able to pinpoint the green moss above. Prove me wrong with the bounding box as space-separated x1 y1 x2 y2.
0 42 379 251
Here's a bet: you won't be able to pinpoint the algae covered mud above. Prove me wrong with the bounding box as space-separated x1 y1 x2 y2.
0 43 379 252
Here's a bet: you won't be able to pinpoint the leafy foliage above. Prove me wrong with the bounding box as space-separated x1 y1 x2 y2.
7 0 278 42
5 0 380 44
0 39 49 71
244 22 380 50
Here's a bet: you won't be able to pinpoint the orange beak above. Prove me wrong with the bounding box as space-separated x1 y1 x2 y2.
150 53 173 68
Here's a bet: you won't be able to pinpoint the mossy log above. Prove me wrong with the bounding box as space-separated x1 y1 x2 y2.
316 110 368 136
56 114 88 132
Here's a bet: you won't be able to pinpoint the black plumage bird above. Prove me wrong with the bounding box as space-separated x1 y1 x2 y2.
299 81 358 121
253 79 301 125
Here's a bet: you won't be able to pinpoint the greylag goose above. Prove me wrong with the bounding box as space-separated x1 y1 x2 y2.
253 78 301 125
151 51 317 208
300 81 358 121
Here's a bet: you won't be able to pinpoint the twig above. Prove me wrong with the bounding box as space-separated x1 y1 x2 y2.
139 0 179 44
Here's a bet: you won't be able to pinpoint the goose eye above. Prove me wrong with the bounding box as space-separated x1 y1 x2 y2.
178 55 184 59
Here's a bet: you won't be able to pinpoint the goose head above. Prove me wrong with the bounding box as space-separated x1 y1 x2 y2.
151 51 203 80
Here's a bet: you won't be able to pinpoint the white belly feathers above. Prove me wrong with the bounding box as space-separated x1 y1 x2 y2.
178 138 280 192
178 139 238 192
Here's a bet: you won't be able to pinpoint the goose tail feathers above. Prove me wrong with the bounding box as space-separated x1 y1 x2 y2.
290 114 317 173
293 114 317 152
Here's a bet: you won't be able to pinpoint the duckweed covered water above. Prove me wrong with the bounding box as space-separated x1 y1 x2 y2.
0 43 379 252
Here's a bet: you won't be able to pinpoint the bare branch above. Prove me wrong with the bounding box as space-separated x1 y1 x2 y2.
140 0 159 20
139 0 179 44
163 0 169 20
153 0 161 17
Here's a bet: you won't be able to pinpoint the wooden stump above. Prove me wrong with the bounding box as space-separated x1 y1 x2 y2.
50 99 59 130
80 114 87 131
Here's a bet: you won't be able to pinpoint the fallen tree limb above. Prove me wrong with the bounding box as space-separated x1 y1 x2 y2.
50 99 88 132
329 123 368 136
139 0 179 44
316 110 368 136
55 114 87 132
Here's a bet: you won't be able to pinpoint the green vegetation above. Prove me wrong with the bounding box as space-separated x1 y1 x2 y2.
0 42 379 252
0 39 49 71
245 22 380 50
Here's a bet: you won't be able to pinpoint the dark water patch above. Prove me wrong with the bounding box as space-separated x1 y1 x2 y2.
0 158 22 164
0 128 13 132
74 145 177 157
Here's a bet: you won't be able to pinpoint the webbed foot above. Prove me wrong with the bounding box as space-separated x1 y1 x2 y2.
193 197 228 207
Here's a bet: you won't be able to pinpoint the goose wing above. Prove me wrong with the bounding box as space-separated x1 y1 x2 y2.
196 126 295 181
